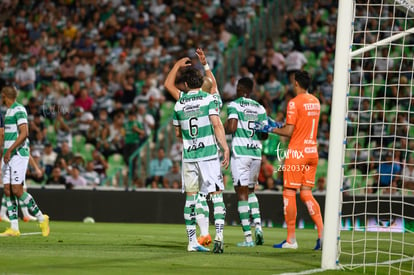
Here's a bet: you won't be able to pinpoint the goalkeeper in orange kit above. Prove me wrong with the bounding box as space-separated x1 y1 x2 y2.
256 70 324 250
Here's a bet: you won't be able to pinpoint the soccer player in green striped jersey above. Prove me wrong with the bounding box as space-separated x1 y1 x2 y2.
0 86 49 237
171 66 229 253
164 50 224 249
225 77 268 247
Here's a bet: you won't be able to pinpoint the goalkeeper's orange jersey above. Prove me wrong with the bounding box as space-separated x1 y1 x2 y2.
285 92 320 159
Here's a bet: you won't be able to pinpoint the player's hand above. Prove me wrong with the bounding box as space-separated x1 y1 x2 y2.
3 150 11 164
221 148 230 170
175 57 192 68
195 48 207 65
267 117 284 128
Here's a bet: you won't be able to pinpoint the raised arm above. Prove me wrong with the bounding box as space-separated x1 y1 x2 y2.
196 48 218 94
164 57 192 100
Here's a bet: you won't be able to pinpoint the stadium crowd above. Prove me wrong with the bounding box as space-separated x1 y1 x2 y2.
0 0 412 194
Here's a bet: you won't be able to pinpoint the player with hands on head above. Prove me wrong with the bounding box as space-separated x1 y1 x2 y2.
164 50 224 248
169 62 229 254
256 70 324 250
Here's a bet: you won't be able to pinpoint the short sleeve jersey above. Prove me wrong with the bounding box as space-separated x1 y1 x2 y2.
227 97 267 159
173 90 220 162
286 93 320 158
4 102 30 157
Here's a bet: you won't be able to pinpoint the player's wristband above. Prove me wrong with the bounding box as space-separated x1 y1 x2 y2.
203 63 210 71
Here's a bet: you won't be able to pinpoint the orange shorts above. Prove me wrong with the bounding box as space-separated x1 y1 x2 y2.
283 156 318 189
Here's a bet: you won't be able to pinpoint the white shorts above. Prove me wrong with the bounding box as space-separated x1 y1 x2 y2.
2 154 29 185
231 156 261 189
182 158 224 194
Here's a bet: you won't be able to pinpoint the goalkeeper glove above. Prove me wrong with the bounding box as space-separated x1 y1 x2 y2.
254 121 275 133
267 117 284 128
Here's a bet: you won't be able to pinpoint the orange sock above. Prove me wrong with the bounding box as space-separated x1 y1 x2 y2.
283 189 297 244
300 189 324 238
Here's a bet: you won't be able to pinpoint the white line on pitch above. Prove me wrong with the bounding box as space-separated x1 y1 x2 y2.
274 268 328 275
20 232 42 236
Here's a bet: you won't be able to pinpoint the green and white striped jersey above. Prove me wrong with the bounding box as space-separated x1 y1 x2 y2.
212 92 223 110
4 102 30 157
180 90 223 111
173 90 220 162
227 97 267 159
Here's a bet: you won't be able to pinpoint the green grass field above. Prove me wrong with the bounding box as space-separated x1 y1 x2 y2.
0 221 412 275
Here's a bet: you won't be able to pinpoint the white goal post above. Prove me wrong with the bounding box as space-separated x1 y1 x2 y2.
323 0 414 273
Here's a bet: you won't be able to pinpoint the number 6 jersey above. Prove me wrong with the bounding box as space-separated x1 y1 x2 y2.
173 89 220 162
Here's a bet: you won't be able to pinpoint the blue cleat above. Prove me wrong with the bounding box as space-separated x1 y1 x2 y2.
314 238 322 250
273 240 298 249
187 243 210 252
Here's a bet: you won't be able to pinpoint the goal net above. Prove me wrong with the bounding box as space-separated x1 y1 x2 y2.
323 0 414 274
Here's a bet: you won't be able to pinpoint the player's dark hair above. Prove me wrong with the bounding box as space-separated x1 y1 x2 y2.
295 70 311 90
237 77 254 94
182 67 203 89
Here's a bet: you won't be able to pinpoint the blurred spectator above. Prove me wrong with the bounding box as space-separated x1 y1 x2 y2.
42 142 57 177
261 72 284 112
46 167 69 189
146 148 172 188
54 111 73 149
370 111 390 147
108 110 125 154
313 177 326 195
373 152 402 194
66 166 87 188
285 47 307 77
313 56 334 87
27 151 45 184
30 130 47 156
78 108 94 137
15 59 35 93
402 155 414 191
319 73 333 105
225 7 246 38
123 109 146 164
318 131 330 160
262 37 285 73
55 141 74 168
83 161 101 187
59 57 77 86
304 23 325 56
74 87 94 113
222 75 237 102
169 141 183 163
278 32 295 57
258 155 278 191
39 51 59 83
136 104 155 137
91 150 108 183
162 162 182 189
